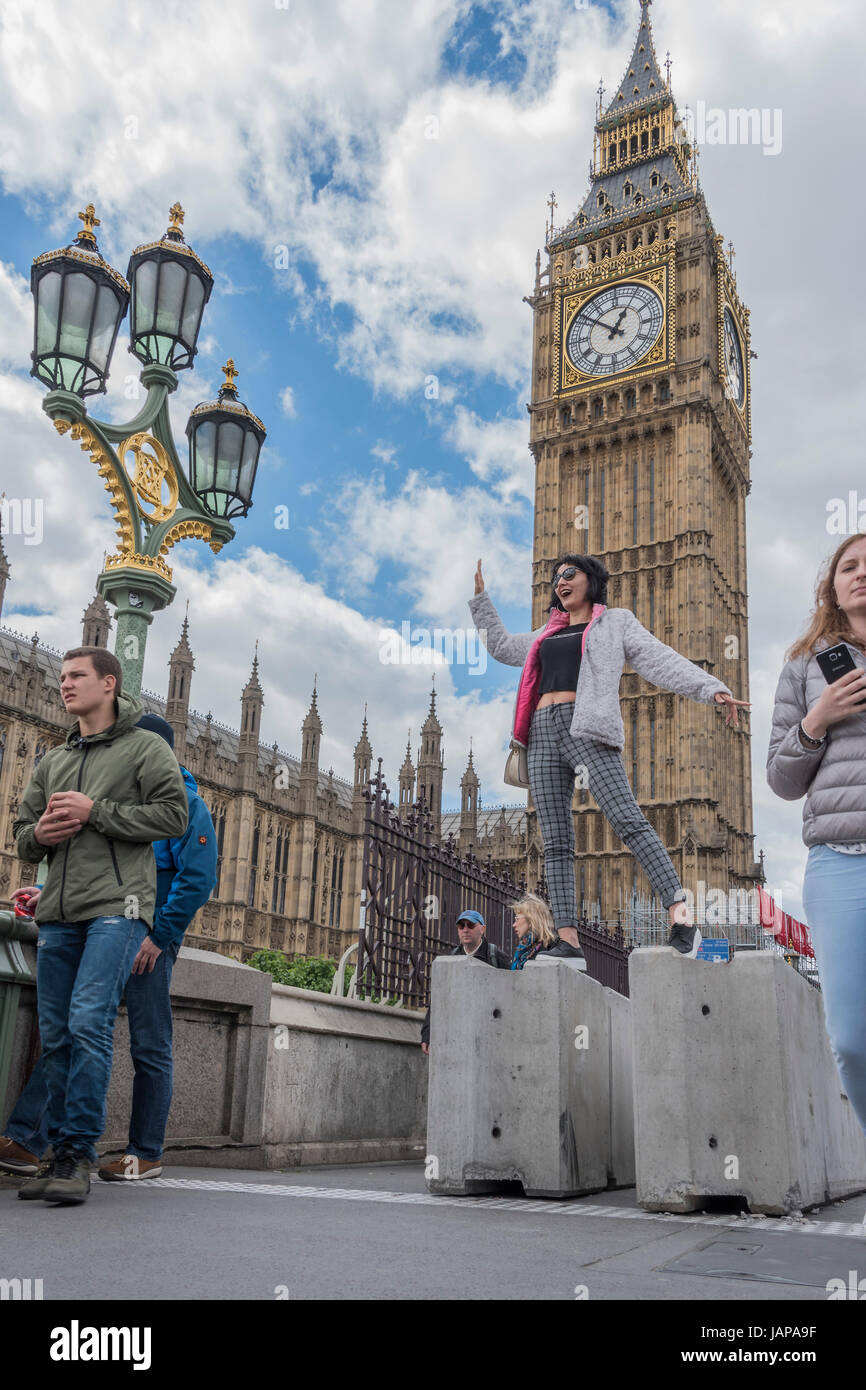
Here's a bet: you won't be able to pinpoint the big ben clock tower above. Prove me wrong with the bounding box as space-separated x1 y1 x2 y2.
527 0 760 917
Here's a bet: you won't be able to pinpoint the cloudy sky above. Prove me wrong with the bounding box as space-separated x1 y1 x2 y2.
0 0 862 917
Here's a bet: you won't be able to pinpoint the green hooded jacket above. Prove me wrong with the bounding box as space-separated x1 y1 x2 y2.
13 690 189 929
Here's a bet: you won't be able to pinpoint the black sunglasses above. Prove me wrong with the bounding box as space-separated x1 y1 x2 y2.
554 567 581 586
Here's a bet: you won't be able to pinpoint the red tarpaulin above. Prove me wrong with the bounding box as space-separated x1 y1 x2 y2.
757 887 815 960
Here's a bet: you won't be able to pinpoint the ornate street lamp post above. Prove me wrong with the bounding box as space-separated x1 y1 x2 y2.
30 203 266 696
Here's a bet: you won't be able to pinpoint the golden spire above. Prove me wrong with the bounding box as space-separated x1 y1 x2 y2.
76 204 100 246
167 202 185 235
221 359 239 392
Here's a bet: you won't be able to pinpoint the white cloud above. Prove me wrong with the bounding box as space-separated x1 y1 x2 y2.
370 440 398 467
447 405 533 503
279 385 298 418
311 467 529 622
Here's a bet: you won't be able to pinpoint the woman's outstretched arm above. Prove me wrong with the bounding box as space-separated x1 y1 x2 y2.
622 610 737 708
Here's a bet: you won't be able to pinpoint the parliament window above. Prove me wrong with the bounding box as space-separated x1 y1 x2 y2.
328 849 345 928
271 827 290 914
212 805 226 897
309 841 319 921
247 819 261 908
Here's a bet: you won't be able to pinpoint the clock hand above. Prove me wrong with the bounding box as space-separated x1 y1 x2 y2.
587 318 626 338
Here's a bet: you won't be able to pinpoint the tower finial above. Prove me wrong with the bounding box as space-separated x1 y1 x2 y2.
546 189 558 240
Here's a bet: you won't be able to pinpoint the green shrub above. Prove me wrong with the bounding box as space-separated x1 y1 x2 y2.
248 951 400 1005
247 950 337 993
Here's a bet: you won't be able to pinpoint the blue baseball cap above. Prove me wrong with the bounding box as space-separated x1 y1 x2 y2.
456 910 485 927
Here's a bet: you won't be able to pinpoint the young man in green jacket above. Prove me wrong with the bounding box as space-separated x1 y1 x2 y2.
12 646 188 1205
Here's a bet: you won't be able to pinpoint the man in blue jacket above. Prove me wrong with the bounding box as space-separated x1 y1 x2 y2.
0 713 217 1185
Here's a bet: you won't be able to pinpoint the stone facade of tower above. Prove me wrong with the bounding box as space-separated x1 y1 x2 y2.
527 0 760 916
81 594 112 649
416 688 444 837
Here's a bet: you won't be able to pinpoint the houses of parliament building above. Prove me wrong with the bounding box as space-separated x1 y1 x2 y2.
0 1 761 960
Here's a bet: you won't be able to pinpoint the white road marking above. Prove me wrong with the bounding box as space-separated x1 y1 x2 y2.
139 1177 865 1240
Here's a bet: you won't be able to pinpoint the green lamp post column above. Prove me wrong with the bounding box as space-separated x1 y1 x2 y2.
31 204 267 695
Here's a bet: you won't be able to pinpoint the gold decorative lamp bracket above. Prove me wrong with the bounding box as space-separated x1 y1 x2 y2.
48 366 234 697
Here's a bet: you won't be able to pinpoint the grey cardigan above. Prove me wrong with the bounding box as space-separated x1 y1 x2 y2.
766 642 866 846
468 591 732 752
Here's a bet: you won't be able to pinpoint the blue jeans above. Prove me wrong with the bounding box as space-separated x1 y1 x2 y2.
126 939 180 1160
35 915 147 1164
801 844 866 1136
6 935 179 1163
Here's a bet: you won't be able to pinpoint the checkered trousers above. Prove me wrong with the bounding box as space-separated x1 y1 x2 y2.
527 703 685 926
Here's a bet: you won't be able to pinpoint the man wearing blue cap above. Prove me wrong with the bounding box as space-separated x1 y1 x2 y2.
420 909 511 1053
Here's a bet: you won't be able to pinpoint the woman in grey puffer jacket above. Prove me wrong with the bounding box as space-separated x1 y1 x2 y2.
470 554 748 963
767 533 866 1135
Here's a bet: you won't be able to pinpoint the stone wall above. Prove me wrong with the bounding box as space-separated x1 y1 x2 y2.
1 942 426 1169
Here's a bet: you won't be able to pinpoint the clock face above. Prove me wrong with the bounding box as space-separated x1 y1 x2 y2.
566 282 664 378
723 306 745 407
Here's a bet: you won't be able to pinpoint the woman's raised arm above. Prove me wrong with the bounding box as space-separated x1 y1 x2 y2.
468 559 545 667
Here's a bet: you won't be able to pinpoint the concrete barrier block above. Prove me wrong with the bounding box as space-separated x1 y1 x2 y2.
425 956 633 1198
607 986 636 1187
630 948 866 1216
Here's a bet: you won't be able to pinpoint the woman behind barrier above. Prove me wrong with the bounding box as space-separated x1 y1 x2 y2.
510 894 557 970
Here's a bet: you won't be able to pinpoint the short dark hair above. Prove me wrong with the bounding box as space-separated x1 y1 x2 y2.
549 554 609 611
62 646 123 695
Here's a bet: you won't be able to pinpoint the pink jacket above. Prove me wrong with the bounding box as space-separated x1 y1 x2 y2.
512 604 607 746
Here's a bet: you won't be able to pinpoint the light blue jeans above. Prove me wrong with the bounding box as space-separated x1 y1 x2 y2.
801 844 866 1136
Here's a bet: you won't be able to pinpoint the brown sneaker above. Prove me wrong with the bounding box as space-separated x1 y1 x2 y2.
0 1136 40 1175
98 1155 163 1182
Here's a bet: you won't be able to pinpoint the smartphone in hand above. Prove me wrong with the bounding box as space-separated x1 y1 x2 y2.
816 643 866 705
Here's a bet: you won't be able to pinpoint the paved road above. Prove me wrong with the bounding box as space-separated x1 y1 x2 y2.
2 1162 864 1301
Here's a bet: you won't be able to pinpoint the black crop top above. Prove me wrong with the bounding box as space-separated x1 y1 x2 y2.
538 624 588 695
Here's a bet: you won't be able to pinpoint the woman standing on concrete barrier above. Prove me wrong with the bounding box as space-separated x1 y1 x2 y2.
470 557 748 968
767 532 866 1136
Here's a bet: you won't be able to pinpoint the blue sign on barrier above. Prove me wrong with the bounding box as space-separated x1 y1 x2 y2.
697 937 730 963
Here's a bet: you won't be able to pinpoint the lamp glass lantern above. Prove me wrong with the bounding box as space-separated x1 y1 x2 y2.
30 205 129 397
186 361 265 519
127 204 214 370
